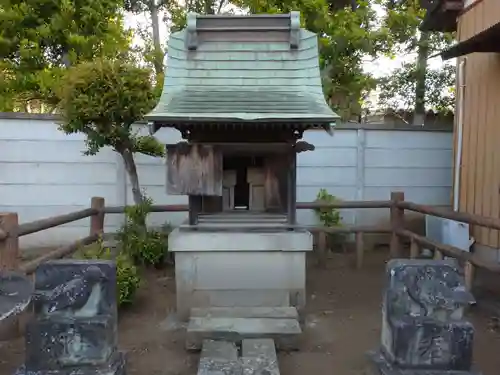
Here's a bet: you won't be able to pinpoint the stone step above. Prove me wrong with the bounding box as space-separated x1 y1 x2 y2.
197 340 241 375
242 339 280 375
186 317 301 351
190 307 299 320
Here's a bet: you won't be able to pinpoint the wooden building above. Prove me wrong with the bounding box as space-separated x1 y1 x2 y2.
422 0 500 261
145 12 339 228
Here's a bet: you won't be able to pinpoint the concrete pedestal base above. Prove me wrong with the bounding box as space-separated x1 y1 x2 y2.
169 229 313 321
368 350 481 375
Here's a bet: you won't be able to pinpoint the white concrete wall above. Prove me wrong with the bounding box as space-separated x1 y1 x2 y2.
0 114 453 247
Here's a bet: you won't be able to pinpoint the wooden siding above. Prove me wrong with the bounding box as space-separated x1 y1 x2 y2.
459 0 500 39
166 144 223 196
456 0 500 248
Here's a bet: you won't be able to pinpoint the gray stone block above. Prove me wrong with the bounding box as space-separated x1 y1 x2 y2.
241 339 280 375
186 317 301 351
33 260 117 319
15 351 127 375
25 316 116 371
197 340 241 375
202 290 291 309
368 349 481 375
0 271 33 322
17 260 125 375
190 307 299 320
370 259 479 374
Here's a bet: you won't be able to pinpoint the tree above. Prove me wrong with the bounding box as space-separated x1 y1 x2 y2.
378 61 455 113
0 0 130 112
58 59 165 204
378 0 455 122
123 0 165 76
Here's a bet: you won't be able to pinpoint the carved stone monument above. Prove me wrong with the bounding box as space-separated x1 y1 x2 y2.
0 271 33 339
15 260 126 375
369 259 480 375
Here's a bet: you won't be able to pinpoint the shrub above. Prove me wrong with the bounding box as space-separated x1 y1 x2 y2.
314 188 342 227
314 189 345 248
79 237 141 306
117 196 170 267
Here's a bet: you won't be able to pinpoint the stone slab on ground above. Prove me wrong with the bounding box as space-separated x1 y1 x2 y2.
368 350 482 375
190 307 299 320
197 340 241 375
186 317 301 351
241 339 280 375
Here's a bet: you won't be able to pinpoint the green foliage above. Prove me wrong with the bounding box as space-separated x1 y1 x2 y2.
79 238 141 306
378 0 456 113
378 62 455 112
58 58 164 205
58 58 163 157
314 189 345 249
117 197 171 267
0 0 131 111
314 188 342 227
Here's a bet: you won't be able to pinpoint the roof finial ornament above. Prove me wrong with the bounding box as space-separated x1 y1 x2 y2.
289 11 300 49
186 12 198 51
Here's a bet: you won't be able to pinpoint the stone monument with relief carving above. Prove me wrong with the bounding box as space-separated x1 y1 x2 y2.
15 260 126 375
369 259 481 375
0 271 33 340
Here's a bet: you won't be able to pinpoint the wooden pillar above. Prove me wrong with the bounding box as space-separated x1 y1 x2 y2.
317 230 327 267
287 153 297 226
89 197 105 236
433 249 444 260
464 261 475 291
0 212 19 271
390 191 405 258
189 195 202 225
355 232 364 269
410 238 420 259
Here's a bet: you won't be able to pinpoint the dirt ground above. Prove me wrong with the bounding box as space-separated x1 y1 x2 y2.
1 251 500 375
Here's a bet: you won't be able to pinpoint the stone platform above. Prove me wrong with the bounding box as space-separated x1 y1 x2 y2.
186 307 302 351
197 339 280 375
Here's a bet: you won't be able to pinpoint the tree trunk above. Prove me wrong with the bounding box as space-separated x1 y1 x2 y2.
205 0 214 14
121 149 143 205
150 0 163 75
414 32 429 126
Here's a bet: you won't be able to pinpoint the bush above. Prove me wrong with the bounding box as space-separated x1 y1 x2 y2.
314 189 345 249
314 188 342 227
79 237 141 306
117 197 170 267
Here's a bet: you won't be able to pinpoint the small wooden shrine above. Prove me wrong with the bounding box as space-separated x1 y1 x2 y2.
146 12 339 229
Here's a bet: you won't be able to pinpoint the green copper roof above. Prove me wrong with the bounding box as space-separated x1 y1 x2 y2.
146 12 339 124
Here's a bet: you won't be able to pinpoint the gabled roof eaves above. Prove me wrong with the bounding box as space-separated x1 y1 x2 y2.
146 17 339 124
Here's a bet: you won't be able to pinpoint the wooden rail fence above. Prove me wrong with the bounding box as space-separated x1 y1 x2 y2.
2 192 500 290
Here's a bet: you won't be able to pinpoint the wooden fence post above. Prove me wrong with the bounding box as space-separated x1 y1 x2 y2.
317 230 327 267
355 232 364 269
390 191 405 258
464 261 475 291
410 238 419 259
433 250 444 260
0 213 20 271
90 197 105 236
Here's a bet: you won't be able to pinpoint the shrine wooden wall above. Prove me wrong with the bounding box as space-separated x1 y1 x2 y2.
455 0 500 249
